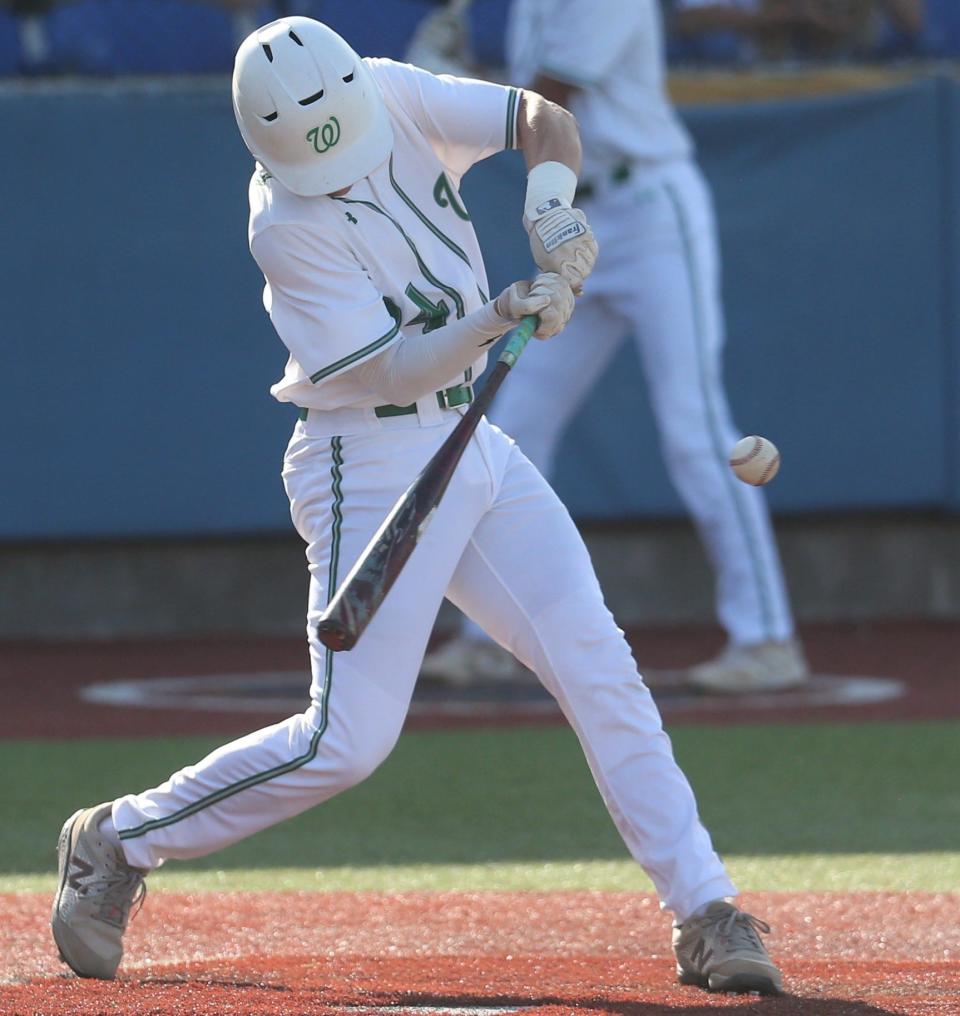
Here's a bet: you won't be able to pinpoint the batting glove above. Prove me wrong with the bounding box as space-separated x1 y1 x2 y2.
494 272 575 339
524 203 599 295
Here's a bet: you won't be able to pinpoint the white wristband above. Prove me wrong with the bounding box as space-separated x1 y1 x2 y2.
524 160 578 221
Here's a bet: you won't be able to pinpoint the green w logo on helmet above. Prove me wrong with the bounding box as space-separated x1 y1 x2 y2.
306 116 341 154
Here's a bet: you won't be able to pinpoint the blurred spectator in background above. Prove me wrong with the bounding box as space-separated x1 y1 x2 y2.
1 0 55 73
404 0 518 78
406 0 475 75
2 1 50 10
2 0 272 76
210 0 273 39
0 0 940 80
669 0 923 65
0 0 263 6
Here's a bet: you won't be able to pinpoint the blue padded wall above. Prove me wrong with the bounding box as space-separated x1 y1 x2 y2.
0 12 20 76
2 77 957 538
45 0 249 75
285 0 434 61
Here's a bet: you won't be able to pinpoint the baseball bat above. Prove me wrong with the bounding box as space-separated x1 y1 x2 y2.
316 314 539 652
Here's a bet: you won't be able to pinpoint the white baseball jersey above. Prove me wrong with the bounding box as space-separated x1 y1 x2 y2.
249 58 521 412
506 0 692 177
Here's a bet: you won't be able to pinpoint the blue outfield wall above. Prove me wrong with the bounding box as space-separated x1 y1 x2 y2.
0 76 955 539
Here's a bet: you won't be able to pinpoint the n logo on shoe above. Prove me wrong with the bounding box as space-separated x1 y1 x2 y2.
97 901 125 928
67 856 95 891
690 939 714 971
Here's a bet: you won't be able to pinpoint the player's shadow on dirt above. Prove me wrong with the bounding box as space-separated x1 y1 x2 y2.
139 980 908 1013
394 992 901 1014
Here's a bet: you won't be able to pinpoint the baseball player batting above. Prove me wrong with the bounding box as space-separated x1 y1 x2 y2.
424 0 808 695
51 15 782 995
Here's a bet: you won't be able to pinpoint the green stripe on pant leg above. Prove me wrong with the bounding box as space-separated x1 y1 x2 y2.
662 181 776 639
119 438 346 841
323 437 345 702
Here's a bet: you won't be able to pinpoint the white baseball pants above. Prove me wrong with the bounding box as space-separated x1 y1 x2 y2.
114 405 735 920
482 159 793 646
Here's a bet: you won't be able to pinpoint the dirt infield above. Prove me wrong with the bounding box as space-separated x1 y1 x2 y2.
3 619 959 740
3 620 958 1014
3 890 957 1014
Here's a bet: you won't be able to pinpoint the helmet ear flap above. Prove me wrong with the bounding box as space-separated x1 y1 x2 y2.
232 16 393 197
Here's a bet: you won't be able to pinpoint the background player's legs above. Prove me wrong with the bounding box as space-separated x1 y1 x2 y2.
446 424 735 921
423 297 627 680
114 421 493 870
486 296 628 477
605 163 803 689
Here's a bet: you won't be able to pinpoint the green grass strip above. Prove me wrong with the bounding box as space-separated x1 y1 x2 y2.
6 852 958 895
5 721 958 892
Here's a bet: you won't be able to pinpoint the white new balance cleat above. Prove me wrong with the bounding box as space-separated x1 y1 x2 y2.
419 635 534 687
673 900 782 995
686 639 809 695
51 803 146 979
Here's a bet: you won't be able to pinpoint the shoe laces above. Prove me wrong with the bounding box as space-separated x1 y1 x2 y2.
89 857 147 928
704 906 771 951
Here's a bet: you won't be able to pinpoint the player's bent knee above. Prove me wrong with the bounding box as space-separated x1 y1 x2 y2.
520 589 635 681
310 718 402 790
330 751 388 789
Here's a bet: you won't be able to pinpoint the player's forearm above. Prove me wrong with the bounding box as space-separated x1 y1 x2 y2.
352 302 511 407
515 87 596 293
517 89 581 176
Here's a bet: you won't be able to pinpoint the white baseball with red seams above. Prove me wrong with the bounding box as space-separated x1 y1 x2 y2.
729 436 781 486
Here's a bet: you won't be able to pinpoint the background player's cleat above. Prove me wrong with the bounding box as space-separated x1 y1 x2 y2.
673 900 782 994
51 803 146 979
419 635 535 687
685 639 809 694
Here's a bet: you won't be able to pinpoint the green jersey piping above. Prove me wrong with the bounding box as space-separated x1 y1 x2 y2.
309 298 403 383
389 156 471 266
332 195 467 320
118 437 346 842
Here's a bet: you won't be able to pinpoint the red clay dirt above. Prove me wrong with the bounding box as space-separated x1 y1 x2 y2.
2 619 958 739
3 619 959 1013
3 890 958 1015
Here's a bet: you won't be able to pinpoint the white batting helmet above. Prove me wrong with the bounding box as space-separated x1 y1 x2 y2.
232 17 393 196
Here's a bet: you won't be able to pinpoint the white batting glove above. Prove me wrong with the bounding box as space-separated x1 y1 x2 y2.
524 203 599 295
494 272 575 339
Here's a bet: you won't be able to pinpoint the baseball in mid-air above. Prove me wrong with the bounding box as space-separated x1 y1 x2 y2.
729 435 780 486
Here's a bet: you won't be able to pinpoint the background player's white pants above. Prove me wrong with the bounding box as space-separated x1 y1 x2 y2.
114 409 735 921
471 159 793 647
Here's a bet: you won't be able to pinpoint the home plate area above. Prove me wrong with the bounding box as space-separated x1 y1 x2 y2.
81 668 904 724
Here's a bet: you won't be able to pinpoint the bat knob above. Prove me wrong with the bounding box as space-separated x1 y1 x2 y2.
317 618 356 652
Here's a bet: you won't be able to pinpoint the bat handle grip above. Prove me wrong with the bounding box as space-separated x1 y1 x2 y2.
497 314 538 369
